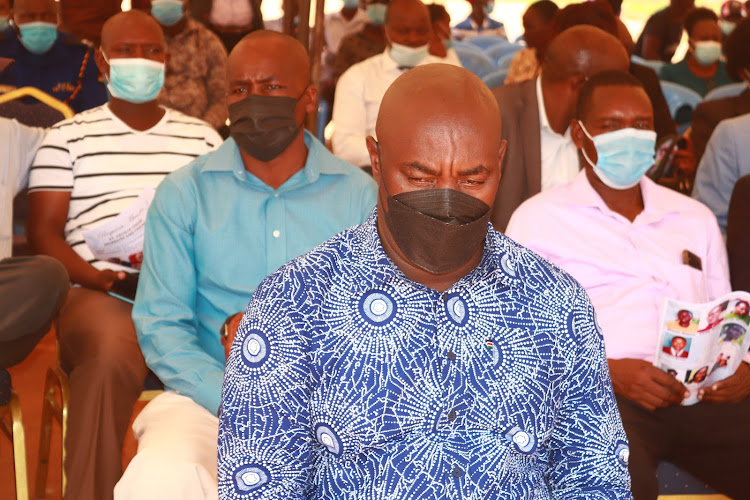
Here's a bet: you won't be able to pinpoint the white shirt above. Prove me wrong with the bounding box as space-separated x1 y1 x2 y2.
0 118 45 259
332 50 461 167
28 105 221 272
506 170 730 362
536 76 580 191
209 0 253 27
325 9 368 54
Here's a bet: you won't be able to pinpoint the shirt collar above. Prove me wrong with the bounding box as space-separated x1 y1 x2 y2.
171 16 200 40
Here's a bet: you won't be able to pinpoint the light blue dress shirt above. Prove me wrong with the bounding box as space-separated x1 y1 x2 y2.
693 113 750 234
133 131 378 415
218 211 632 499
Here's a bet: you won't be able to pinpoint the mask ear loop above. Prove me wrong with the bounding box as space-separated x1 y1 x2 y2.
578 120 598 169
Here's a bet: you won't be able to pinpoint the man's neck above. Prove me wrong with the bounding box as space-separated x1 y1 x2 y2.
375 202 484 293
108 98 165 131
470 9 485 27
540 79 571 135
239 131 309 190
341 6 358 21
163 17 188 38
687 54 718 78
584 166 644 222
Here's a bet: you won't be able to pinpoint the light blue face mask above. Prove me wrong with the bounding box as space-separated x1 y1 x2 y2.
693 40 722 66
0 15 10 31
104 54 165 103
366 4 387 26
443 37 454 49
484 1 495 16
579 121 656 190
19 21 58 55
343 0 360 9
389 42 428 68
151 0 184 27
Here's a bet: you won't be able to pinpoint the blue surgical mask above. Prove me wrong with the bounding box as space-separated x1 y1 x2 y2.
19 21 58 55
0 15 9 31
151 0 184 27
343 0 360 9
484 1 495 16
443 37 454 49
579 122 656 190
104 54 165 103
720 20 736 36
366 4 387 26
693 40 722 66
389 42 428 68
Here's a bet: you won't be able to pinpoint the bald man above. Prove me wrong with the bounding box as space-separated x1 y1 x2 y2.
331 0 461 168
116 31 376 500
218 64 631 498
0 0 106 112
490 25 629 231
27 11 220 500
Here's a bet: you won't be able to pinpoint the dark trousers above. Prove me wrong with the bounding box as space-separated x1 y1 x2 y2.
617 394 750 499
0 255 68 367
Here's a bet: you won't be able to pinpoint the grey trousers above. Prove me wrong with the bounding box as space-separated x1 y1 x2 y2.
0 255 68 367
57 287 148 500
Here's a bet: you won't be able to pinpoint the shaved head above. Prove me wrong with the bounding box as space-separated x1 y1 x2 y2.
543 25 629 81
101 10 164 51
229 30 310 87
385 0 429 25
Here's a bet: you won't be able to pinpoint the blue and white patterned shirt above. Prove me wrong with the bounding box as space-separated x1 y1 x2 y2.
218 210 632 499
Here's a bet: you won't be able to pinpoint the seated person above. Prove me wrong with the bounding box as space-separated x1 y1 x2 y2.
426 3 460 65
114 31 377 500
26 11 220 500
0 0 8 30
507 70 749 500
219 63 631 499
719 0 746 37
663 335 690 357
692 113 750 234
452 0 506 40
325 0 367 56
727 175 750 291
691 17 750 164
634 0 694 62
659 7 734 97
0 116 68 407
0 0 107 112
505 0 558 85
332 0 459 168
139 0 229 130
58 0 121 43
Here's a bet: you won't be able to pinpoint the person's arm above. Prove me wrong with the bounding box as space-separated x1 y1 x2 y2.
331 66 371 167
200 30 229 130
640 34 665 61
690 102 713 165
546 283 631 497
692 119 738 233
218 268 313 498
132 176 226 415
9 119 46 195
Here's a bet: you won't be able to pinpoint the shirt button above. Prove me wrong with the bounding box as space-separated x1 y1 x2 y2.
446 351 457 361
447 410 457 422
452 466 463 478
272 230 281 238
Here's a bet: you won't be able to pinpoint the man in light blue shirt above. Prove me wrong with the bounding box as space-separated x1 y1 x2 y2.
117 31 376 500
219 64 630 499
693 113 750 235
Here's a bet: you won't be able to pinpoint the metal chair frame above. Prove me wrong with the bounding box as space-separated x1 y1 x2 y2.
1 388 30 500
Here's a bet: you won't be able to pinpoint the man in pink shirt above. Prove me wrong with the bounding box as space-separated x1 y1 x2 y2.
507 70 750 500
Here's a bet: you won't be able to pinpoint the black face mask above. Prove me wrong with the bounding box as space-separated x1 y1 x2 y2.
378 146 491 275
228 94 303 162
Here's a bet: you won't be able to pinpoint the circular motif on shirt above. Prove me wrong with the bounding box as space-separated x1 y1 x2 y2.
358 290 397 326
241 329 269 367
615 442 630 467
505 426 536 454
234 465 269 492
500 253 516 278
314 423 343 457
445 294 469 326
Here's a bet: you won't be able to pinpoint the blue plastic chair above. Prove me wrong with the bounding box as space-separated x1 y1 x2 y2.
452 40 483 54
496 52 517 71
657 462 719 495
482 69 508 89
454 46 496 79
704 82 747 102
660 81 702 134
514 34 525 44
484 42 523 64
631 54 666 74
465 34 508 50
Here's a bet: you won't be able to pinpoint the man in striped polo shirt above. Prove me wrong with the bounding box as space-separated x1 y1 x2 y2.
26 10 221 500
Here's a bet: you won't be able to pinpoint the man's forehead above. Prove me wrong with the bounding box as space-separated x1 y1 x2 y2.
14 0 56 13
588 86 651 115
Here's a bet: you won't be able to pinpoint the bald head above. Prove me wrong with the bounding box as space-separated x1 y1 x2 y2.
229 30 310 88
101 10 164 51
543 25 629 82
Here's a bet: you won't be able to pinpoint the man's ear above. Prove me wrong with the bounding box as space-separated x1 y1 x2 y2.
94 47 108 77
366 136 382 183
303 85 318 114
570 118 585 149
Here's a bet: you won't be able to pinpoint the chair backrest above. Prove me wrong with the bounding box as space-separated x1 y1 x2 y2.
453 46 496 79
0 87 74 127
727 175 750 291
631 54 666 74
465 34 508 50
659 81 702 133
657 461 718 494
484 42 523 64
496 52 517 71
452 40 483 54
482 69 508 89
703 82 747 102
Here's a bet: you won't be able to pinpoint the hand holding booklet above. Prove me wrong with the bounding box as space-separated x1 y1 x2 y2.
654 291 750 405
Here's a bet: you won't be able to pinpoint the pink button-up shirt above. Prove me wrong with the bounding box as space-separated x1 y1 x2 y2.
506 170 730 362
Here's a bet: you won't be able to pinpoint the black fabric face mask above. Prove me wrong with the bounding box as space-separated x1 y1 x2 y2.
228 94 303 162
378 146 491 275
